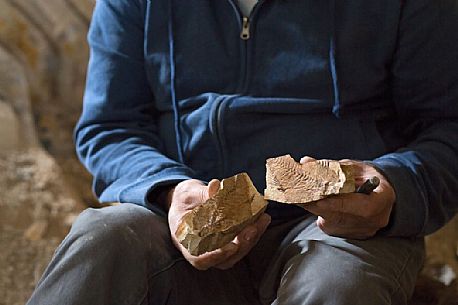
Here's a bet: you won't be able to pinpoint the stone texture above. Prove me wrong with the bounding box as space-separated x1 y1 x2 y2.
0 148 84 305
0 46 38 148
0 0 95 205
176 173 267 256
0 100 21 151
265 155 355 204
0 1 94 304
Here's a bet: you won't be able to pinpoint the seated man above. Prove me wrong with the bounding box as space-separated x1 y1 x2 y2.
27 0 458 304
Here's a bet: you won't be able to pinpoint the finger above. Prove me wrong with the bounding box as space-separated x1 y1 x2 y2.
186 242 239 270
300 156 316 164
305 199 376 230
338 158 353 163
308 192 390 219
213 237 244 270
316 216 378 239
214 214 271 270
207 179 221 198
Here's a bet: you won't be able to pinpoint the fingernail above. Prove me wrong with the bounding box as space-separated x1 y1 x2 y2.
245 228 257 241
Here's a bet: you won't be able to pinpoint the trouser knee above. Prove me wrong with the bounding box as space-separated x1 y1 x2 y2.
69 204 176 265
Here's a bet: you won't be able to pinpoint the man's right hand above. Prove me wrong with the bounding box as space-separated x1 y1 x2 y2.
166 179 271 270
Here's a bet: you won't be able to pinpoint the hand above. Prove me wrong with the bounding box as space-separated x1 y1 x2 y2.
167 179 271 270
300 157 395 239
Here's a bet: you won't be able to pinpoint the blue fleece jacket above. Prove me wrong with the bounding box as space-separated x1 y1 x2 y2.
75 0 458 237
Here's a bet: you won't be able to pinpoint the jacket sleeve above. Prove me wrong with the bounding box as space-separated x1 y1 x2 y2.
372 0 458 237
74 0 195 210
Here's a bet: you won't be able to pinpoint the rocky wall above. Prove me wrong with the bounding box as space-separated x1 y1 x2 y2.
0 1 94 304
0 0 95 205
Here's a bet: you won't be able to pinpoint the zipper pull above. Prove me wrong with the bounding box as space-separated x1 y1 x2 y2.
240 17 250 40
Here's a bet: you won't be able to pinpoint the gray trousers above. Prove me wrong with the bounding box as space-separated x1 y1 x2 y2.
27 203 424 305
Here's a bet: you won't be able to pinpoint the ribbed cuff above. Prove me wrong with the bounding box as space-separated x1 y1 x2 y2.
368 155 427 237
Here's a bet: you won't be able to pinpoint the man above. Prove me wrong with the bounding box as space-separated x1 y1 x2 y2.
27 0 458 304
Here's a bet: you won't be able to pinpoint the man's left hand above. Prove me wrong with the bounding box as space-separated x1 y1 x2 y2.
301 157 395 239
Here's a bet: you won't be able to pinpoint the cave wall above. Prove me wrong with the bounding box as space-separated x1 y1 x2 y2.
0 0 95 205
0 1 94 304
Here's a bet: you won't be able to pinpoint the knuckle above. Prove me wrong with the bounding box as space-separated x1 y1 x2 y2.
376 217 389 229
317 220 334 236
199 189 207 201
360 229 377 239
368 229 378 237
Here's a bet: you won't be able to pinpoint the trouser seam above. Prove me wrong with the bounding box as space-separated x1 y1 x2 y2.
137 258 186 305
389 247 415 299
135 258 186 305
148 257 187 280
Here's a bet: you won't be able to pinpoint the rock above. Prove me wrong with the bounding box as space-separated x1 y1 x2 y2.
24 221 49 241
264 155 355 204
424 264 456 286
176 173 267 256
0 100 20 152
66 0 95 22
410 275 458 305
0 0 96 207
424 215 458 286
0 46 39 149
0 148 85 305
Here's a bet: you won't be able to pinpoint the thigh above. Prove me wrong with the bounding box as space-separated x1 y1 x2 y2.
28 204 260 305
27 203 171 305
75 204 261 305
257 216 425 305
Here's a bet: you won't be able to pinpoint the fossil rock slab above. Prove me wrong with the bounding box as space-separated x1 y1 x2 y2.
264 155 355 204
176 173 267 256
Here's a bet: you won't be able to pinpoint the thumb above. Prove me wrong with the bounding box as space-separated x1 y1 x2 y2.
207 179 221 198
300 156 316 164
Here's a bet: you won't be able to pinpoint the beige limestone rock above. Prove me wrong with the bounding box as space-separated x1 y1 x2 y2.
24 221 49 241
176 173 267 256
264 155 355 204
0 148 85 305
0 47 39 148
425 215 458 286
0 0 96 207
0 101 20 152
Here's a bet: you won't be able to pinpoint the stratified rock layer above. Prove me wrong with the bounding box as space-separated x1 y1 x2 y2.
176 173 267 256
264 155 355 204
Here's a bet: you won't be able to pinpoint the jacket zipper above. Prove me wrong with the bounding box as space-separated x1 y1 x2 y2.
213 1 264 176
228 0 264 93
240 17 250 40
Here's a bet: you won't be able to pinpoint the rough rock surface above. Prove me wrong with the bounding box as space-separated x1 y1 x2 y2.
265 155 355 204
0 101 20 152
176 173 267 256
0 1 94 304
0 0 96 206
0 149 84 305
